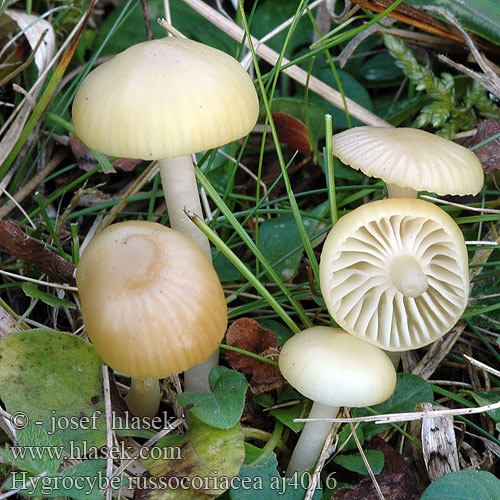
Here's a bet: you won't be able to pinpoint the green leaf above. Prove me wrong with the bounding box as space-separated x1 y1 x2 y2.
258 203 328 282
141 417 245 499
0 329 106 451
337 424 364 452
21 283 75 309
420 470 500 500
461 390 500 422
355 373 434 439
333 450 384 475
0 422 61 475
176 366 248 429
404 0 500 45
230 453 323 500
269 403 305 434
359 52 404 86
311 68 374 129
251 2 312 57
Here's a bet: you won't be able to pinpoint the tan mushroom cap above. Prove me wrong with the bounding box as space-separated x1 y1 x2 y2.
332 126 484 196
76 221 227 378
278 327 396 408
319 199 469 351
72 37 259 160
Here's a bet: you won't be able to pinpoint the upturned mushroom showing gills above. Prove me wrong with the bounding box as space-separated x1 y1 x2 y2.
319 198 469 351
331 126 484 198
72 37 258 392
279 327 396 477
76 221 227 417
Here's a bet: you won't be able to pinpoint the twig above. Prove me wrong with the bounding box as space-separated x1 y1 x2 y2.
350 420 385 500
420 196 500 214
0 269 78 292
102 366 113 500
462 354 500 378
294 399 500 424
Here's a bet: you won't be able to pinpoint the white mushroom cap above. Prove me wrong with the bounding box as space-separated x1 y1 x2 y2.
72 37 259 160
332 126 484 196
76 221 227 378
320 198 469 351
278 327 396 408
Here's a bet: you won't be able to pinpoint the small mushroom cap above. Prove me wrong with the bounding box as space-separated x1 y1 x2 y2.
332 126 484 196
76 221 227 378
72 37 259 160
320 198 469 351
278 327 396 407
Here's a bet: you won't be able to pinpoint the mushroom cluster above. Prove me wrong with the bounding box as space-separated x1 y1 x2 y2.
280 127 482 475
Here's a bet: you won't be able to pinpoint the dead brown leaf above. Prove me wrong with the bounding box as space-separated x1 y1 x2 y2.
225 318 286 394
0 220 76 285
464 118 500 173
332 436 424 500
70 134 142 172
272 112 312 155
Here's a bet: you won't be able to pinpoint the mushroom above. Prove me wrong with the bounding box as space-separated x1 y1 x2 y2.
331 126 484 198
76 221 227 417
319 198 469 352
72 37 258 391
279 326 396 476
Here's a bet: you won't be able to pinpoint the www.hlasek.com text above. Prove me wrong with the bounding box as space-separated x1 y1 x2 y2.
8 441 181 461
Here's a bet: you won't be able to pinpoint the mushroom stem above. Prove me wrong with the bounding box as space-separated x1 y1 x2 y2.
158 156 211 258
158 156 219 393
125 377 161 418
285 402 339 477
386 184 418 198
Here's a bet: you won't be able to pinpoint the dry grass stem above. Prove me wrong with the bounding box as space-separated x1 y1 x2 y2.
182 0 390 127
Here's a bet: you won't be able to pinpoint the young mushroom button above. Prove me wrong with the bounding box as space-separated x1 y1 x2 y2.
279 327 396 477
332 126 484 198
76 221 227 417
72 37 258 392
319 198 469 352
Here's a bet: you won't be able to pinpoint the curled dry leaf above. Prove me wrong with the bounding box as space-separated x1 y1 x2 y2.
225 318 286 394
272 112 312 155
70 134 142 172
0 220 76 285
464 118 500 173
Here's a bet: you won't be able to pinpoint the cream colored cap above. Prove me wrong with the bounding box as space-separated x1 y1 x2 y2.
332 126 484 196
320 199 469 351
72 37 259 160
279 327 396 407
76 221 227 378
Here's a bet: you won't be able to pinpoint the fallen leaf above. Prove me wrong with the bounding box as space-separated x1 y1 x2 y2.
70 134 142 172
0 220 75 285
332 436 424 500
225 318 286 394
464 118 500 173
272 112 312 155
136 416 245 500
